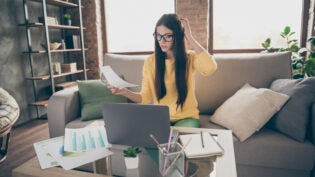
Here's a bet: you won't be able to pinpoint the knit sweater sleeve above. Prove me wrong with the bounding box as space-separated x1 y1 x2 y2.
140 55 154 104
190 50 217 76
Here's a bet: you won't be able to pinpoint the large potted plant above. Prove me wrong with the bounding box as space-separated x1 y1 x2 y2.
123 146 142 169
261 26 315 79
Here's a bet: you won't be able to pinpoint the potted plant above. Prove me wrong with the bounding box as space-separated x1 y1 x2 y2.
261 26 315 79
123 146 141 169
63 13 71 26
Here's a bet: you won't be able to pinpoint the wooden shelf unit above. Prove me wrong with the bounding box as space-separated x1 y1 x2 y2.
25 69 88 80
21 0 87 117
23 48 88 54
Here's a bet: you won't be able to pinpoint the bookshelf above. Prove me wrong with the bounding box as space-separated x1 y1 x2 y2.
20 0 87 117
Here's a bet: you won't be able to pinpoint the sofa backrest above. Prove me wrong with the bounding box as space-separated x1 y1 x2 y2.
196 52 292 114
104 52 292 114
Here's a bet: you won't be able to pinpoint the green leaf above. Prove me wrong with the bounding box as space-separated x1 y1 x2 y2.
289 45 299 52
289 32 296 36
293 73 304 79
283 26 291 35
123 146 142 157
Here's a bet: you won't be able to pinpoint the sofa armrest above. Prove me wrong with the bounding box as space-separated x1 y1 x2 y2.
47 86 80 138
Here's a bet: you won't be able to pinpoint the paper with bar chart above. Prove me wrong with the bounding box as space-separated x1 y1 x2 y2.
64 125 111 152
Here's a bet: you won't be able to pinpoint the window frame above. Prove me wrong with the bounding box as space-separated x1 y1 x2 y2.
102 0 310 54
208 0 310 54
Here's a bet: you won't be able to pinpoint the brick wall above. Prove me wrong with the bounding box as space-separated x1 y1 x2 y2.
176 0 209 50
82 0 103 79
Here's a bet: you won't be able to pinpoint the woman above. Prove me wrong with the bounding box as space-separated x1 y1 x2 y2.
108 13 217 128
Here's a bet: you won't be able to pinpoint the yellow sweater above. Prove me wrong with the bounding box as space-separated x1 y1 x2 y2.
140 51 217 121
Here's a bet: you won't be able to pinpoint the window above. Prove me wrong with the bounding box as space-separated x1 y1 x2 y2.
212 0 303 51
104 0 307 53
105 0 174 53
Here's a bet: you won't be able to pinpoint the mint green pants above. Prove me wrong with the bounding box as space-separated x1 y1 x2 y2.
146 117 199 164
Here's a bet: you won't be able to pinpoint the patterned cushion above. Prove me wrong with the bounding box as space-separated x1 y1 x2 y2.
0 88 19 130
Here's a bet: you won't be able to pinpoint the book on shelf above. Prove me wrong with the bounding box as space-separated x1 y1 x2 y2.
179 132 224 159
65 35 81 49
61 62 77 73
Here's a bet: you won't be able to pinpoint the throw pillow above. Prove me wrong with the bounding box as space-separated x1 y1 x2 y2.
77 80 128 121
209 83 289 142
267 78 315 142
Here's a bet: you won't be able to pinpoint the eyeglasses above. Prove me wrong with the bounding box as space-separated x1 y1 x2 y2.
153 33 174 42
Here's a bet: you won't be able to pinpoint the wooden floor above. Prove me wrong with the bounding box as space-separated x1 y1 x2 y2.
0 119 49 177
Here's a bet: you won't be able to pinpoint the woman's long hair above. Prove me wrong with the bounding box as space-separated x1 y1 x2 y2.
154 14 188 109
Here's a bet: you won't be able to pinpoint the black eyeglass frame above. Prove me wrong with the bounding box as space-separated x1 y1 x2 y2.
153 32 174 42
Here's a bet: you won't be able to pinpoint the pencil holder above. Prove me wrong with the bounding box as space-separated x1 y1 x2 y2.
158 142 185 177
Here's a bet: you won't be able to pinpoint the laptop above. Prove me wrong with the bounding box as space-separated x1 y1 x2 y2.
102 102 171 148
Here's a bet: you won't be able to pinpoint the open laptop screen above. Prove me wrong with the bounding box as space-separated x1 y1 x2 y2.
102 102 171 148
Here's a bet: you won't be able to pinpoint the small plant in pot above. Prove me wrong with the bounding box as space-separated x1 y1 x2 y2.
123 146 141 169
63 13 71 26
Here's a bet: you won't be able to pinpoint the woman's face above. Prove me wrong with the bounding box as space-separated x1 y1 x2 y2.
156 25 174 56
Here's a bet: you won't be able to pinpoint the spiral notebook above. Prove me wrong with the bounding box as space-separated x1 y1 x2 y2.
179 132 224 159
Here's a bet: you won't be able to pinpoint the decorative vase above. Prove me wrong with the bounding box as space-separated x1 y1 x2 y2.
124 156 139 169
66 19 71 26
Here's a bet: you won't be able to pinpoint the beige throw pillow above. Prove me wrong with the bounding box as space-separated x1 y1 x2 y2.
209 83 289 142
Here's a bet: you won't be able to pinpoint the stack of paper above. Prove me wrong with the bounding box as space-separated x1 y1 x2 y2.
33 126 113 170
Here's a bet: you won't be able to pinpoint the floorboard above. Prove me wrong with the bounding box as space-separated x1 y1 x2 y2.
0 119 49 177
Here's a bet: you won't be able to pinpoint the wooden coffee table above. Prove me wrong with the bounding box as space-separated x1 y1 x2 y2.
12 157 110 177
13 127 236 177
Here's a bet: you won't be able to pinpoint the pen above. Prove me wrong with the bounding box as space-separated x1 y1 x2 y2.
201 131 204 148
163 129 173 173
149 134 160 146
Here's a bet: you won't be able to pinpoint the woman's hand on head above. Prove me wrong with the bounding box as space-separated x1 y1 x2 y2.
180 18 193 40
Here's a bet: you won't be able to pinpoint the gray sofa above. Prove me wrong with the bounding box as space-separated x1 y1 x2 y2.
47 52 315 177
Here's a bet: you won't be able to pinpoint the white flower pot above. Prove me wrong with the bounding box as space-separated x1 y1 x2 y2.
124 156 139 169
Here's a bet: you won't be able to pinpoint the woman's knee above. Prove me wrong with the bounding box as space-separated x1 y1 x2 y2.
173 118 199 128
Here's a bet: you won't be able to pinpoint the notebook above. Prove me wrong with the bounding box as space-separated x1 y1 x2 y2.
179 132 224 159
102 102 171 148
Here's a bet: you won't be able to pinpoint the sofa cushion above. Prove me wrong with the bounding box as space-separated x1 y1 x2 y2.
209 83 289 142
267 78 315 142
233 128 315 171
77 80 128 121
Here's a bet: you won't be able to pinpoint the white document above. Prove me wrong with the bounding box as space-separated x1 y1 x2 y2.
33 136 61 169
48 136 113 170
64 125 112 152
34 136 113 170
101 66 138 89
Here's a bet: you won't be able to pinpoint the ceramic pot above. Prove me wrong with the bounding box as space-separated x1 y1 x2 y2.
66 19 71 26
124 156 139 169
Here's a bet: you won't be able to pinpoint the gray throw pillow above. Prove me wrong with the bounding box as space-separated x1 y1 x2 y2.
268 78 315 142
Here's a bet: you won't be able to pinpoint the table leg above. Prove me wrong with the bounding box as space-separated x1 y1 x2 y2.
93 156 112 175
